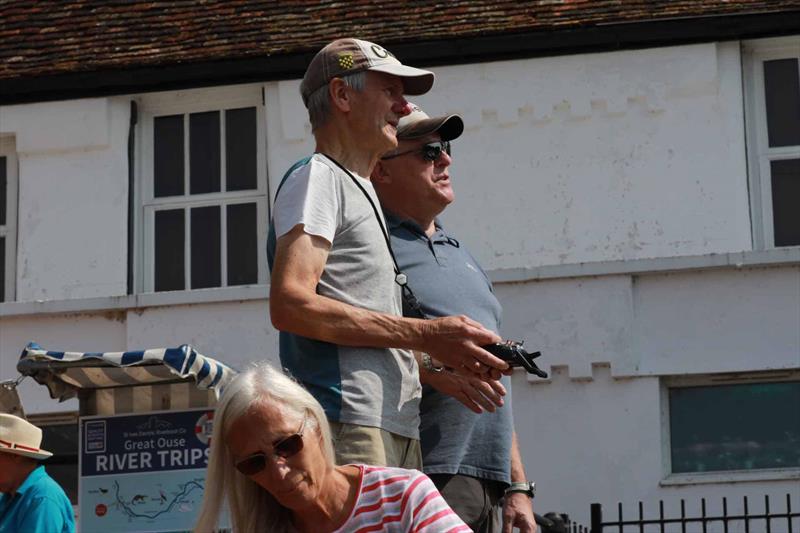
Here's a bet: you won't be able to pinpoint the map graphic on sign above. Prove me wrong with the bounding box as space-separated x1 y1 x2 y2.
79 409 224 533
81 471 206 531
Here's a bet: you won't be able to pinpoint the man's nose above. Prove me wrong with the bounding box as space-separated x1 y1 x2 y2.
394 96 411 116
437 148 452 166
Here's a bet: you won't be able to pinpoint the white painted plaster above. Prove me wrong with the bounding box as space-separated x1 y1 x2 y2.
494 275 634 379
238 43 752 272
0 98 112 154
11 97 130 300
511 367 800 528
494 266 800 379
264 81 315 197
414 42 752 270
124 300 279 372
631 267 800 375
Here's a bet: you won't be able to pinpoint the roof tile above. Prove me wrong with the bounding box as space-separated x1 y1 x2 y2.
0 0 798 81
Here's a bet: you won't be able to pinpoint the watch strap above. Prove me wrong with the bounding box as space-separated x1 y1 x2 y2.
505 481 535 497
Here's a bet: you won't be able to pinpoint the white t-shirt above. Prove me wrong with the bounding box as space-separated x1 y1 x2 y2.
270 154 421 440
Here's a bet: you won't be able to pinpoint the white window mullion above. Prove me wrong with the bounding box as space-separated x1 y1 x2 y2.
220 202 228 288
256 198 267 284
183 114 190 197
220 109 227 193
143 207 154 291
183 113 191 291
184 207 191 290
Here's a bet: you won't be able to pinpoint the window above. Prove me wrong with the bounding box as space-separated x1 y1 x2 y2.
0 137 18 302
137 87 267 293
744 38 800 249
668 379 800 475
29 413 79 504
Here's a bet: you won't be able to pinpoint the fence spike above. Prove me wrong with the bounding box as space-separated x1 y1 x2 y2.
659 500 666 533
702 497 708 533
681 499 687 533
787 493 793 533
744 495 750 533
723 496 728 533
639 501 644 533
766 494 771 533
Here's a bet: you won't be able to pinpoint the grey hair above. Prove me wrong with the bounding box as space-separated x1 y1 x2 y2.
194 362 335 533
305 70 367 131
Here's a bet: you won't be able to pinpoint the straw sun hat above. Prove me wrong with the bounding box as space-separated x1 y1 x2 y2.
0 413 53 460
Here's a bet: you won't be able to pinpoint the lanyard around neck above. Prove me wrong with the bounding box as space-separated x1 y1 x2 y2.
316 153 428 319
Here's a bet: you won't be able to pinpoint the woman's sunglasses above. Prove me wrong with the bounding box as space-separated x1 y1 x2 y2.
234 414 308 476
381 140 451 162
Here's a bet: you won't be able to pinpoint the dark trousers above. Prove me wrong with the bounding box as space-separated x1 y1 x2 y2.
429 474 505 533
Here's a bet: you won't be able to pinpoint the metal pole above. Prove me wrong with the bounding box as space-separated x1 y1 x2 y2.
591 503 603 533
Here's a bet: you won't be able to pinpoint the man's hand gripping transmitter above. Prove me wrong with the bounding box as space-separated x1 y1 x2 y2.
482 341 548 378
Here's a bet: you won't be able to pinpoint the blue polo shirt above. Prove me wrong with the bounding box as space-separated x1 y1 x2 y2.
0 465 75 533
386 211 514 485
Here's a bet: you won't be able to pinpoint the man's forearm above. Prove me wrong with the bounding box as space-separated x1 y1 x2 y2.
270 228 504 371
510 431 527 482
271 288 427 350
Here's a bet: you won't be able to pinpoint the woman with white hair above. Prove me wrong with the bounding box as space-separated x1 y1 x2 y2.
195 362 469 532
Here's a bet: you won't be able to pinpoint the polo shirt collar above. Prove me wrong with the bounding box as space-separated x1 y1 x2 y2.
15 465 45 496
384 210 442 237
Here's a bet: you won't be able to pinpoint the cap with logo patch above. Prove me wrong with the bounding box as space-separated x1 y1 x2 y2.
300 38 435 107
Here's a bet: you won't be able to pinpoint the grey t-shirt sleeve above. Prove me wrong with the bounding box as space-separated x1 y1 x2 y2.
273 158 340 244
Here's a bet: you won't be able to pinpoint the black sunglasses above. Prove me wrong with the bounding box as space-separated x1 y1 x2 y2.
381 141 451 162
234 414 308 476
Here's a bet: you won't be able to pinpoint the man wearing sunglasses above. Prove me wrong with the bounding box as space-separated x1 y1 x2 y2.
372 104 538 533
268 39 508 470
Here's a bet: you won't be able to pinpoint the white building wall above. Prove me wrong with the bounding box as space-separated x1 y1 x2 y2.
511 367 800 528
426 42 752 270
1 38 798 523
0 97 130 300
265 43 753 272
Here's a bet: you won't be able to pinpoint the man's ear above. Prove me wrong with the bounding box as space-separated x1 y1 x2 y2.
371 160 392 184
328 78 352 113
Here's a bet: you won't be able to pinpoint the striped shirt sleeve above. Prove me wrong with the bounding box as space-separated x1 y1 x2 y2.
335 466 471 533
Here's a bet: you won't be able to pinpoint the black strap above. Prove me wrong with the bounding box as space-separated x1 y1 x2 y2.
317 152 429 319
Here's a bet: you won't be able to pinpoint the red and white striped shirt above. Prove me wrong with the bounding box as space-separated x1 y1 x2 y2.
333 465 471 533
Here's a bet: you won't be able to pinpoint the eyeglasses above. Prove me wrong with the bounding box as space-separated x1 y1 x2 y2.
234 414 308 476
381 141 451 162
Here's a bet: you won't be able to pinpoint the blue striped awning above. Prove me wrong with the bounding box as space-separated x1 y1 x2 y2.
17 342 237 402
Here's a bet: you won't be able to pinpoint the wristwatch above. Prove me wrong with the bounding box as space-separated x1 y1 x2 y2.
505 481 536 498
420 353 444 373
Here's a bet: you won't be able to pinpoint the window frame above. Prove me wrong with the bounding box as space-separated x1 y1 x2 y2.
0 136 18 302
660 370 800 485
743 37 800 250
134 85 268 294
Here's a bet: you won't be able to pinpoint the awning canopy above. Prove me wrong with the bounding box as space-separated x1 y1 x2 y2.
17 342 236 402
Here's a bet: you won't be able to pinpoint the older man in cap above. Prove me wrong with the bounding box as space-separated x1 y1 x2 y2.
372 104 538 532
0 413 75 533
268 38 507 468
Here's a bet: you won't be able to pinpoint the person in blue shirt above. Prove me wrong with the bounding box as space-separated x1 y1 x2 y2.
372 104 538 533
0 413 75 533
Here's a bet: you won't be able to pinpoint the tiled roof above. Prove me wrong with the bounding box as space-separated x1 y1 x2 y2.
2 0 799 82
1 0 798 104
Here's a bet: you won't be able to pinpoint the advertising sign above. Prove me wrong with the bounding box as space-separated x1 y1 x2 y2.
79 408 217 532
